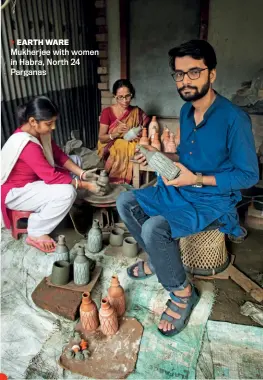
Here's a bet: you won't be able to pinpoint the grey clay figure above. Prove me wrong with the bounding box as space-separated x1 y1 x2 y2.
73 246 90 285
87 219 103 253
54 235 69 262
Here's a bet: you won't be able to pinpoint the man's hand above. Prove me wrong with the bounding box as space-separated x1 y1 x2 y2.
162 162 196 187
134 145 158 166
82 168 99 181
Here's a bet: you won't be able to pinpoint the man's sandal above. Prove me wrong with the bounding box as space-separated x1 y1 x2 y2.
127 261 155 280
158 284 200 337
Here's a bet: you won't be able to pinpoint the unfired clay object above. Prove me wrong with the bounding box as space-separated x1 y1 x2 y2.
87 219 103 253
151 131 161 151
109 227 125 246
80 292 99 332
108 275 126 317
123 126 142 141
99 297 119 336
148 116 159 140
123 237 138 258
54 235 69 262
51 260 70 285
97 170 110 194
84 184 127 204
136 144 181 180
139 127 149 146
73 246 90 285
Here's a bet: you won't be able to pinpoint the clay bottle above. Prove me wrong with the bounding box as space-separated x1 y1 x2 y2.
73 246 90 285
139 127 149 146
136 144 181 180
161 127 169 142
123 126 142 141
149 126 157 143
54 235 69 262
87 219 103 253
107 275 126 316
99 297 118 336
80 292 99 331
97 170 109 187
148 116 159 140
151 132 161 151
165 132 176 153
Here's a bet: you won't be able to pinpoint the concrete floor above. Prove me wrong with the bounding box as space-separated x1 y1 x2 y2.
53 216 263 327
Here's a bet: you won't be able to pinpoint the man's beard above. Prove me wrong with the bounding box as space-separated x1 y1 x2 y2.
177 79 210 102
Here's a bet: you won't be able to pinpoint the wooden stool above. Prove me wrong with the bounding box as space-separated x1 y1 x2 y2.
179 229 263 303
8 209 32 239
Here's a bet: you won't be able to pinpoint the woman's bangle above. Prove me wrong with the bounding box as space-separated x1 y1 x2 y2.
109 133 114 141
75 178 79 189
80 170 86 180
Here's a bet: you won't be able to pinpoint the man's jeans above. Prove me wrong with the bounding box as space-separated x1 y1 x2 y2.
116 191 222 292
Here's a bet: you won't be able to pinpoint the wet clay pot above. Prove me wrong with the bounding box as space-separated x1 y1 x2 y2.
97 170 110 194
99 297 119 336
51 260 71 285
123 237 138 258
80 292 99 331
109 227 125 246
73 246 90 285
87 219 103 253
139 127 149 146
54 235 69 262
107 275 126 316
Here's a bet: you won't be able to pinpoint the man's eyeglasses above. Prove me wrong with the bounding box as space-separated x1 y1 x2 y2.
171 68 208 82
116 94 132 101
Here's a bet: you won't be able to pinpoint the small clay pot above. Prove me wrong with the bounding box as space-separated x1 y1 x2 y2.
51 260 71 285
109 227 125 246
123 237 138 258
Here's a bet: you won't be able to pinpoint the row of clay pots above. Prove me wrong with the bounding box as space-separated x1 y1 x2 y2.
80 275 125 336
109 228 138 258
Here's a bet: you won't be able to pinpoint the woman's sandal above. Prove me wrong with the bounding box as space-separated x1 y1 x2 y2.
26 236 56 254
158 284 200 337
127 261 155 280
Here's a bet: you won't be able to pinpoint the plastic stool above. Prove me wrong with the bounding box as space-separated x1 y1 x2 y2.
8 210 32 239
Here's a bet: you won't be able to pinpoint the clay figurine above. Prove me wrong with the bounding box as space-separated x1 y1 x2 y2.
139 127 149 146
73 246 90 285
82 349 90 359
75 351 85 361
54 235 69 262
66 349 75 359
148 116 159 140
99 297 119 336
72 345 80 353
136 144 181 180
87 219 103 253
123 126 142 141
107 275 126 316
80 292 99 331
151 131 161 151
80 339 88 350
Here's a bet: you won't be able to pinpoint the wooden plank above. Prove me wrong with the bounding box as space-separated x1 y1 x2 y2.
199 0 210 40
132 162 140 189
228 265 263 303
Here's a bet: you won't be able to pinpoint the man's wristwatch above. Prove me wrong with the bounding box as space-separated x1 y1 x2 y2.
193 172 203 188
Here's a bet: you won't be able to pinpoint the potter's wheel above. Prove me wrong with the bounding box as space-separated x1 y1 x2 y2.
84 184 127 204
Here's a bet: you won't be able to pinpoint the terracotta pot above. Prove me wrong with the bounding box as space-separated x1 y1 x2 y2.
54 235 69 262
123 237 138 258
51 260 70 285
139 127 149 146
148 116 159 140
99 297 118 336
108 275 126 316
109 227 125 246
80 292 99 331
165 132 176 153
151 132 161 151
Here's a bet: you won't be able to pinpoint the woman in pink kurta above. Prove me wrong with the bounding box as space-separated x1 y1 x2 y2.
1 96 105 253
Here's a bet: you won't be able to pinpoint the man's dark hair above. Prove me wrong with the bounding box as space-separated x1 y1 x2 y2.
168 40 217 72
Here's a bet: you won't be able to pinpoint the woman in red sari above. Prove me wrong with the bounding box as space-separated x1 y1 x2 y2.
97 79 150 184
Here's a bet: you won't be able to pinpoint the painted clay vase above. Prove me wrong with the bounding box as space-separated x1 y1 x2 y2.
51 260 71 285
123 126 142 141
151 131 161 151
107 275 126 316
165 132 176 153
54 235 69 262
148 116 159 140
161 127 169 142
149 126 157 143
99 297 119 336
87 219 103 253
80 292 99 331
136 144 181 180
123 237 138 258
109 227 124 246
139 127 149 146
73 246 90 285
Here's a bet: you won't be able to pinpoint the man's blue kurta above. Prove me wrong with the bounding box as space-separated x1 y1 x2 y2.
134 94 259 238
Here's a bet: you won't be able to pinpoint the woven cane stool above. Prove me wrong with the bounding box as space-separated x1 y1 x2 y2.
179 229 230 276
